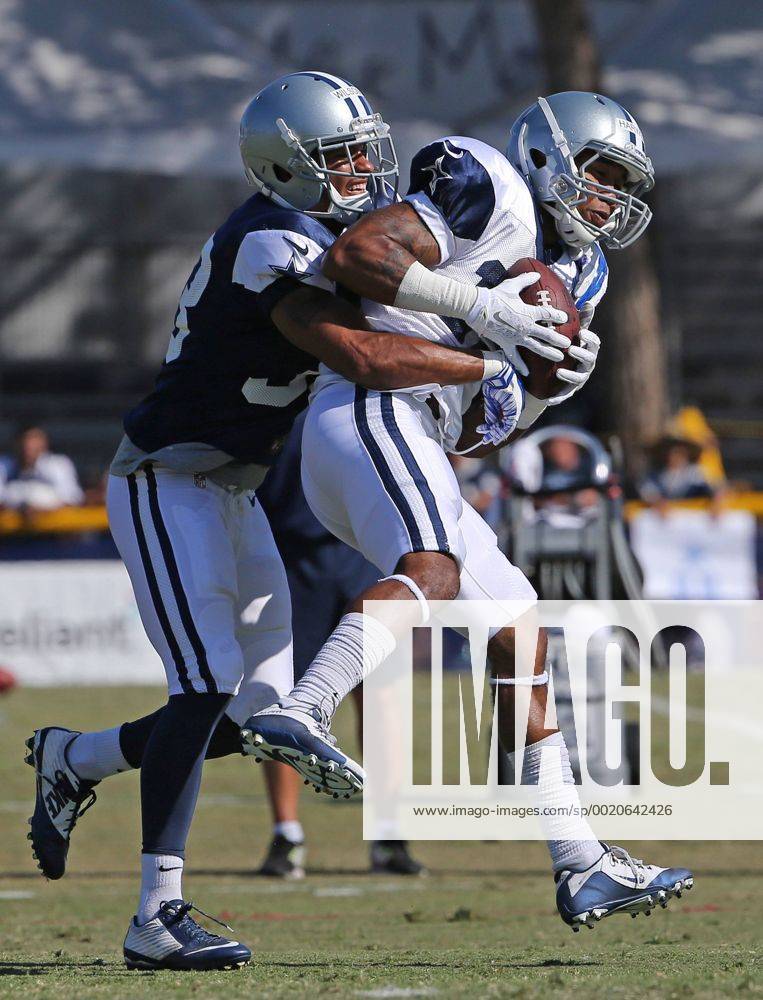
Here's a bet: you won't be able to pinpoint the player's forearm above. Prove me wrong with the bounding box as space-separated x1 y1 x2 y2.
322 203 442 306
296 318 488 390
353 333 486 390
272 285 495 391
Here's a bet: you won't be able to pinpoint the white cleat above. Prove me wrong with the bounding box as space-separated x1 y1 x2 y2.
26 727 98 880
123 899 251 971
241 703 364 799
557 844 694 931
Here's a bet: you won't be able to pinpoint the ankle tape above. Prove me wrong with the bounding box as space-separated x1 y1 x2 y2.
490 670 549 687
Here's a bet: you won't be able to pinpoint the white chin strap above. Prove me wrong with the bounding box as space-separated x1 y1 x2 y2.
554 210 599 250
325 188 371 222
550 202 621 251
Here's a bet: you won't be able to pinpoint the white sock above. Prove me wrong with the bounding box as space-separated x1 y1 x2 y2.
509 732 603 873
372 819 402 841
67 727 131 781
137 854 184 924
287 613 396 721
274 820 304 844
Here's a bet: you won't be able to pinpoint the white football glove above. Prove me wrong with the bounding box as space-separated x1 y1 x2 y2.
466 272 571 368
547 329 601 405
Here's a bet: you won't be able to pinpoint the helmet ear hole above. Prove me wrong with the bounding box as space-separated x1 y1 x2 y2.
273 164 291 182
530 148 546 169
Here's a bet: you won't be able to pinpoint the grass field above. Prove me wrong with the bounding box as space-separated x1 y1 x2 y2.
1 685 761 999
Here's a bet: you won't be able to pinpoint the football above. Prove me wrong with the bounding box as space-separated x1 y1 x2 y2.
452 258 581 456
509 257 581 399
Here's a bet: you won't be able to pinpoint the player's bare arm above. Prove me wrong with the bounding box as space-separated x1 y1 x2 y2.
271 284 495 391
323 202 440 303
324 201 570 365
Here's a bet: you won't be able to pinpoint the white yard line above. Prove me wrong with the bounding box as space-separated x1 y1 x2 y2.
357 990 439 998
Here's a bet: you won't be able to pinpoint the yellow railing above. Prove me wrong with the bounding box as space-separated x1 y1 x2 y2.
1 493 763 538
624 492 763 519
0 506 110 536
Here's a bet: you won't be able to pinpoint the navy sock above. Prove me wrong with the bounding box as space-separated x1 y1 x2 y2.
141 693 230 857
205 714 244 759
120 706 242 768
120 709 164 768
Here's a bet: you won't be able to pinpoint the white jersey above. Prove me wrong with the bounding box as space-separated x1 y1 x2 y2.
311 136 609 435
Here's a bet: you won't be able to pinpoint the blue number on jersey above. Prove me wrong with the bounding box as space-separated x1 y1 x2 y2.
124 194 335 466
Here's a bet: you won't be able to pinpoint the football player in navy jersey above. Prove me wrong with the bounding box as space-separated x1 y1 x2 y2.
25 72 555 971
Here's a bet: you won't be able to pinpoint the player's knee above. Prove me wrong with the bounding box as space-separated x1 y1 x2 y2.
395 551 460 603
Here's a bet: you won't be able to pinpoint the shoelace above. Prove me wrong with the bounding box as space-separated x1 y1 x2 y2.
160 900 234 940
309 703 338 745
273 699 338 746
608 845 648 885
42 769 98 835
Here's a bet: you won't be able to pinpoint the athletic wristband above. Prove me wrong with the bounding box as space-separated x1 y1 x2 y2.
516 392 548 430
394 260 479 320
481 350 507 380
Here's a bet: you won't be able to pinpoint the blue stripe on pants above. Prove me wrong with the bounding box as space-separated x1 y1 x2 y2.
353 387 425 551
126 472 193 694
378 393 450 553
144 466 217 695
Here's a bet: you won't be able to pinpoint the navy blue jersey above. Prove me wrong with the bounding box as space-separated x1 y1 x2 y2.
123 194 335 467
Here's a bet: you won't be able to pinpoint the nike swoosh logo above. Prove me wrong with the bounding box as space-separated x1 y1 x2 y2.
158 866 183 872
284 236 309 255
185 943 240 955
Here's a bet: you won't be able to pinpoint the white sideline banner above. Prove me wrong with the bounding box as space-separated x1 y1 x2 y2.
0 561 164 686
630 509 757 599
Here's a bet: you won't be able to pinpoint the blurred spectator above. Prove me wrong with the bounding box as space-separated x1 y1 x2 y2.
0 426 84 511
508 434 601 518
666 406 726 490
449 454 503 531
639 435 715 503
82 470 109 507
540 437 600 511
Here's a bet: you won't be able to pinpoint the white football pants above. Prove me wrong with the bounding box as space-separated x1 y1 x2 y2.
301 382 537 632
107 466 292 724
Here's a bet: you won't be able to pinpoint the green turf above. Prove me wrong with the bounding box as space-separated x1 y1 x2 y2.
1 686 761 998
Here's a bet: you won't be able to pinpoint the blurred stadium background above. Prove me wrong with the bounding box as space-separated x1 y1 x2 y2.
0 1 762 994
0 0 760 681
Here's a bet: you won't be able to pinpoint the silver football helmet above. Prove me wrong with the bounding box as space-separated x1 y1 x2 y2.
240 71 398 225
507 91 654 251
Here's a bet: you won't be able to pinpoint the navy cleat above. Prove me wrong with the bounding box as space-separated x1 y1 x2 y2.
25 727 98 880
241 703 364 799
259 833 306 880
556 844 694 931
371 840 428 877
123 899 251 971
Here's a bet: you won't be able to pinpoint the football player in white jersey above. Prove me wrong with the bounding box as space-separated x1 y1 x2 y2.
25 73 561 971
247 92 693 931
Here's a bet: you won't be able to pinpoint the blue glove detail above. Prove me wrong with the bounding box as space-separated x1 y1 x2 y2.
476 365 525 447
